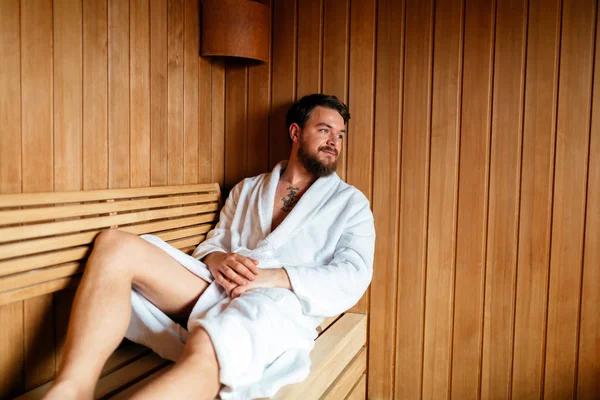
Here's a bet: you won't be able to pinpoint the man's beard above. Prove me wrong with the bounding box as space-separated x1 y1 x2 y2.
297 135 338 177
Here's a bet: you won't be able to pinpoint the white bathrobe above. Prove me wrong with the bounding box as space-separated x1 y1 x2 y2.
125 161 375 399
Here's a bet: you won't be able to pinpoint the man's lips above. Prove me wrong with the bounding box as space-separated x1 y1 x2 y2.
320 148 338 156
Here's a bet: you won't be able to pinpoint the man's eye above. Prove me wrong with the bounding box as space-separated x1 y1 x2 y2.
337 134 344 139
320 129 328 134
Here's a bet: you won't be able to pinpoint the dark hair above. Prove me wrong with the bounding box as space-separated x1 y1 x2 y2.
285 94 350 144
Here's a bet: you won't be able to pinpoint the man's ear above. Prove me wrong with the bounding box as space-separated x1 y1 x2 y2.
289 123 301 143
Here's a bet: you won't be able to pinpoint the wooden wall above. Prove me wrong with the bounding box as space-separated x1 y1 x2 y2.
1 0 599 399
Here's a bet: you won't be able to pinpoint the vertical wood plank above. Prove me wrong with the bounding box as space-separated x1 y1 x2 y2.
511 0 561 399
544 0 596 397
296 0 322 98
54 0 83 192
577 4 600 396
0 303 24 398
198 55 213 184
224 61 248 189
53 0 83 371
480 0 528 397
167 0 184 185
131 0 151 187
0 3 24 395
211 59 225 186
369 0 404 397
150 0 168 186
21 0 56 389
347 0 376 202
394 0 434 397
247 0 271 179
322 0 350 181
269 0 296 169
450 0 495 397
83 0 109 190
23 296 55 390
108 0 130 189
22 0 54 193
422 0 463 397
346 0 376 318
183 0 199 184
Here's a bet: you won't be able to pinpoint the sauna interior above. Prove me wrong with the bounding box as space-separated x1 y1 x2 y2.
0 0 599 398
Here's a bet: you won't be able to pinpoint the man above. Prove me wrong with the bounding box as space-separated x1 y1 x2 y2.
45 94 375 400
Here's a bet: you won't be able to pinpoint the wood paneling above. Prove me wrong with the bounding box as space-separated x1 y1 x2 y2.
422 0 463 398
481 0 528 397
3 0 600 398
545 0 596 398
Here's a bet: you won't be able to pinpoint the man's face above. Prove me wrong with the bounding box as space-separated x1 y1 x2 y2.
295 106 346 177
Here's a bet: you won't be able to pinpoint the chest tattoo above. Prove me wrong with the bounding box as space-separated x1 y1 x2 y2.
281 186 300 212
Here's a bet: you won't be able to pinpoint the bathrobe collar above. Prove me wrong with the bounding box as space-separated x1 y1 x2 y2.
259 160 341 249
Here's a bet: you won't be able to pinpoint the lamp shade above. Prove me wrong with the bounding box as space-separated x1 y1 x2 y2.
201 0 270 62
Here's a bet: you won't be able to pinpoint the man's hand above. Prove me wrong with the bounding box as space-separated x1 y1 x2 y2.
230 268 292 299
203 252 260 293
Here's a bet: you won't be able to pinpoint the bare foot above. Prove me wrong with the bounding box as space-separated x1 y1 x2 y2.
43 380 93 400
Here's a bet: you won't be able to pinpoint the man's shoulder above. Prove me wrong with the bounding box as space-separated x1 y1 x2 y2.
332 179 370 207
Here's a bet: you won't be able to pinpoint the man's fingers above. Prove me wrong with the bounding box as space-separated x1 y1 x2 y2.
222 266 247 286
231 261 258 281
214 272 236 291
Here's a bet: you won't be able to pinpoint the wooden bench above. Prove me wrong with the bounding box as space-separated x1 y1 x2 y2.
0 184 367 399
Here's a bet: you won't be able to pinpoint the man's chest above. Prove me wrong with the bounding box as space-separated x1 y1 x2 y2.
271 183 309 231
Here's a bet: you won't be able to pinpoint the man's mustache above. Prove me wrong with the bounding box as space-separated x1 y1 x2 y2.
319 146 338 156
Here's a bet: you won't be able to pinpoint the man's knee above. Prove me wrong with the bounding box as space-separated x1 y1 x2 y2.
182 328 218 363
87 229 140 276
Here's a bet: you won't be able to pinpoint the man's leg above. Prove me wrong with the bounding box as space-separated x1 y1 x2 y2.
129 328 221 400
44 230 211 400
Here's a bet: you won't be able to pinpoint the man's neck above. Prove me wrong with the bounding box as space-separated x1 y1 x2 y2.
280 158 317 186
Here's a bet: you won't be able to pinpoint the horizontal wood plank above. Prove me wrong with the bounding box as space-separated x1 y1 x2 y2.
0 203 219 243
321 347 367 400
272 313 367 400
0 193 218 225
0 184 219 208
0 214 217 260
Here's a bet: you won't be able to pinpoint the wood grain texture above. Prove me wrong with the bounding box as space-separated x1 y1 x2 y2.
369 0 404 397
577 5 600 396
269 0 296 168
224 61 248 189
394 0 434 398
150 0 168 186
83 0 109 190
0 0 21 195
480 0 528 397
511 0 561 398
108 0 131 189
322 0 349 181
211 59 226 186
23 296 55 390
54 0 83 192
296 0 322 98
130 0 151 187
22 0 54 194
422 0 463 397
21 0 57 390
450 0 495 397
183 0 199 184
167 0 184 185
346 0 376 318
198 55 213 183
0 1 24 397
346 374 366 400
544 0 596 397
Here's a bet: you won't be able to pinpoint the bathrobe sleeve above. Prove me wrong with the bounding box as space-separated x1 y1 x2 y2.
283 201 375 317
191 182 241 261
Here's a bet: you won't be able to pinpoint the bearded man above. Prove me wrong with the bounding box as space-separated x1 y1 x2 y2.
44 94 375 400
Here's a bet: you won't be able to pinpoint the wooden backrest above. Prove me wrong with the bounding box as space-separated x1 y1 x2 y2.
0 184 221 306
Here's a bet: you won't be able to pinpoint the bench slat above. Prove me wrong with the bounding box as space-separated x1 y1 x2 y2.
271 313 367 400
320 347 366 400
345 374 366 400
0 203 219 243
0 276 79 306
0 262 82 292
0 183 219 207
0 213 216 260
0 193 219 225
